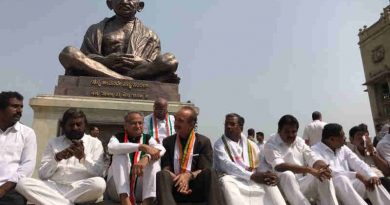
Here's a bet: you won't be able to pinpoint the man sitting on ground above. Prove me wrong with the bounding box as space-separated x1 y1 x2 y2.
349 125 390 192
0 91 37 205
16 108 106 205
214 113 286 205
264 114 338 205
106 111 165 205
157 106 223 205
312 123 390 205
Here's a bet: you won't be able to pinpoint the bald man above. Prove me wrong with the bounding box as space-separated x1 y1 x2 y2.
144 97 175 144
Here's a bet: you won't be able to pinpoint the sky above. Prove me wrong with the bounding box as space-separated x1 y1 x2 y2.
0 0 389 142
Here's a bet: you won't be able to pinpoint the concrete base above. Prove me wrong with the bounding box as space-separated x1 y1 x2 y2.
29 94 194 177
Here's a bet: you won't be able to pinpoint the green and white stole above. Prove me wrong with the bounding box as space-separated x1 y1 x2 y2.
222 134 257 171
123 132 147 205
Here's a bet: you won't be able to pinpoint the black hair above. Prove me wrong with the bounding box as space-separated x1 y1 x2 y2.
0 91 23 110
322 123 343 141
225 113 245 131
349 125 365 140
247 128 255 135
278 115 299 131
312 111 321 120
61 108 88 128
256 131 264 136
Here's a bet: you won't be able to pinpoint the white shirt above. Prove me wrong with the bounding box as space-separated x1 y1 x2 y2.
257 142 266 153
377 134 390 165
351 145 384 177
214 134 268 181
143 113 175 144
39 134 105 184
312 142 376 179
302 120 327 146
107 134 166 180
264 133 321 179
0 122 37 186
107 134 166 156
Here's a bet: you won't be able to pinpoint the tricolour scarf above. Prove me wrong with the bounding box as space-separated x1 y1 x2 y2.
173 129 196 174
149 114 173 143
123 132 147 205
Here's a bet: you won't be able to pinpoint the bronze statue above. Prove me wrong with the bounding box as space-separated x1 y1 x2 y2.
59 0 179 83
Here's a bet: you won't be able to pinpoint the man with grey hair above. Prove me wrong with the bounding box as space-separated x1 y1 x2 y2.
107 111 165 205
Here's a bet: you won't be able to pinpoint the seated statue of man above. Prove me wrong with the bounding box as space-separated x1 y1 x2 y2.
59 0 179 83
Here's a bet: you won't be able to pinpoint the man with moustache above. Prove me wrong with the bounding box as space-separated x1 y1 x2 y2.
312 123 390 205
0 91 37 205
157 106 223 205
144 97 175 144
16 108 106 205
264 114 339 205
106 111 165 205
349 125 390 192
214 113 286 205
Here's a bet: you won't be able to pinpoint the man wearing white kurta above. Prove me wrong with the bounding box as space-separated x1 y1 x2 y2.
144 97 175 144
0 91 37 205
377 132 390 172
107 111 166 205
16 108 106 205
302 111 327 146
214 113 286 205
264 114 338 205
312 123 390 205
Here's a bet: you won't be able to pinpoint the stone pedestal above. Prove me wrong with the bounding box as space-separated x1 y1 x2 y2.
30 94 193 176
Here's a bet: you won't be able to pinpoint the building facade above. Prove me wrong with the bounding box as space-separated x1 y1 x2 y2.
359 5 390 127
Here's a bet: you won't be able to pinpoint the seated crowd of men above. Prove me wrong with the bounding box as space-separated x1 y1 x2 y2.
1 91 390 205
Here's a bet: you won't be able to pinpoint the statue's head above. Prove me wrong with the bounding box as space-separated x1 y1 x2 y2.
107 0 144 18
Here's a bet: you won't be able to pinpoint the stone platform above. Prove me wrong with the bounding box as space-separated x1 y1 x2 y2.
54 75 180 101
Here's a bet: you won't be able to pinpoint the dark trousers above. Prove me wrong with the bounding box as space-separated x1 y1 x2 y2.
380 176 390 193
157 168 223 205
0 189 26 205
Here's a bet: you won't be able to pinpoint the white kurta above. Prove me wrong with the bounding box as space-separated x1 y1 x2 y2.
264 134 338 205
143 113 175 144
312 142 390 205
0 122 37 186
302 120 327 146
377 133 390 164
213 134 286 205
107 134 166 201
16 134 106 205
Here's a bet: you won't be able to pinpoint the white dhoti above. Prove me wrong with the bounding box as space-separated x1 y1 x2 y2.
107 154 160 202
333 175 390 205
15 177 106 205
219 175 286 205
278 171 338 205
